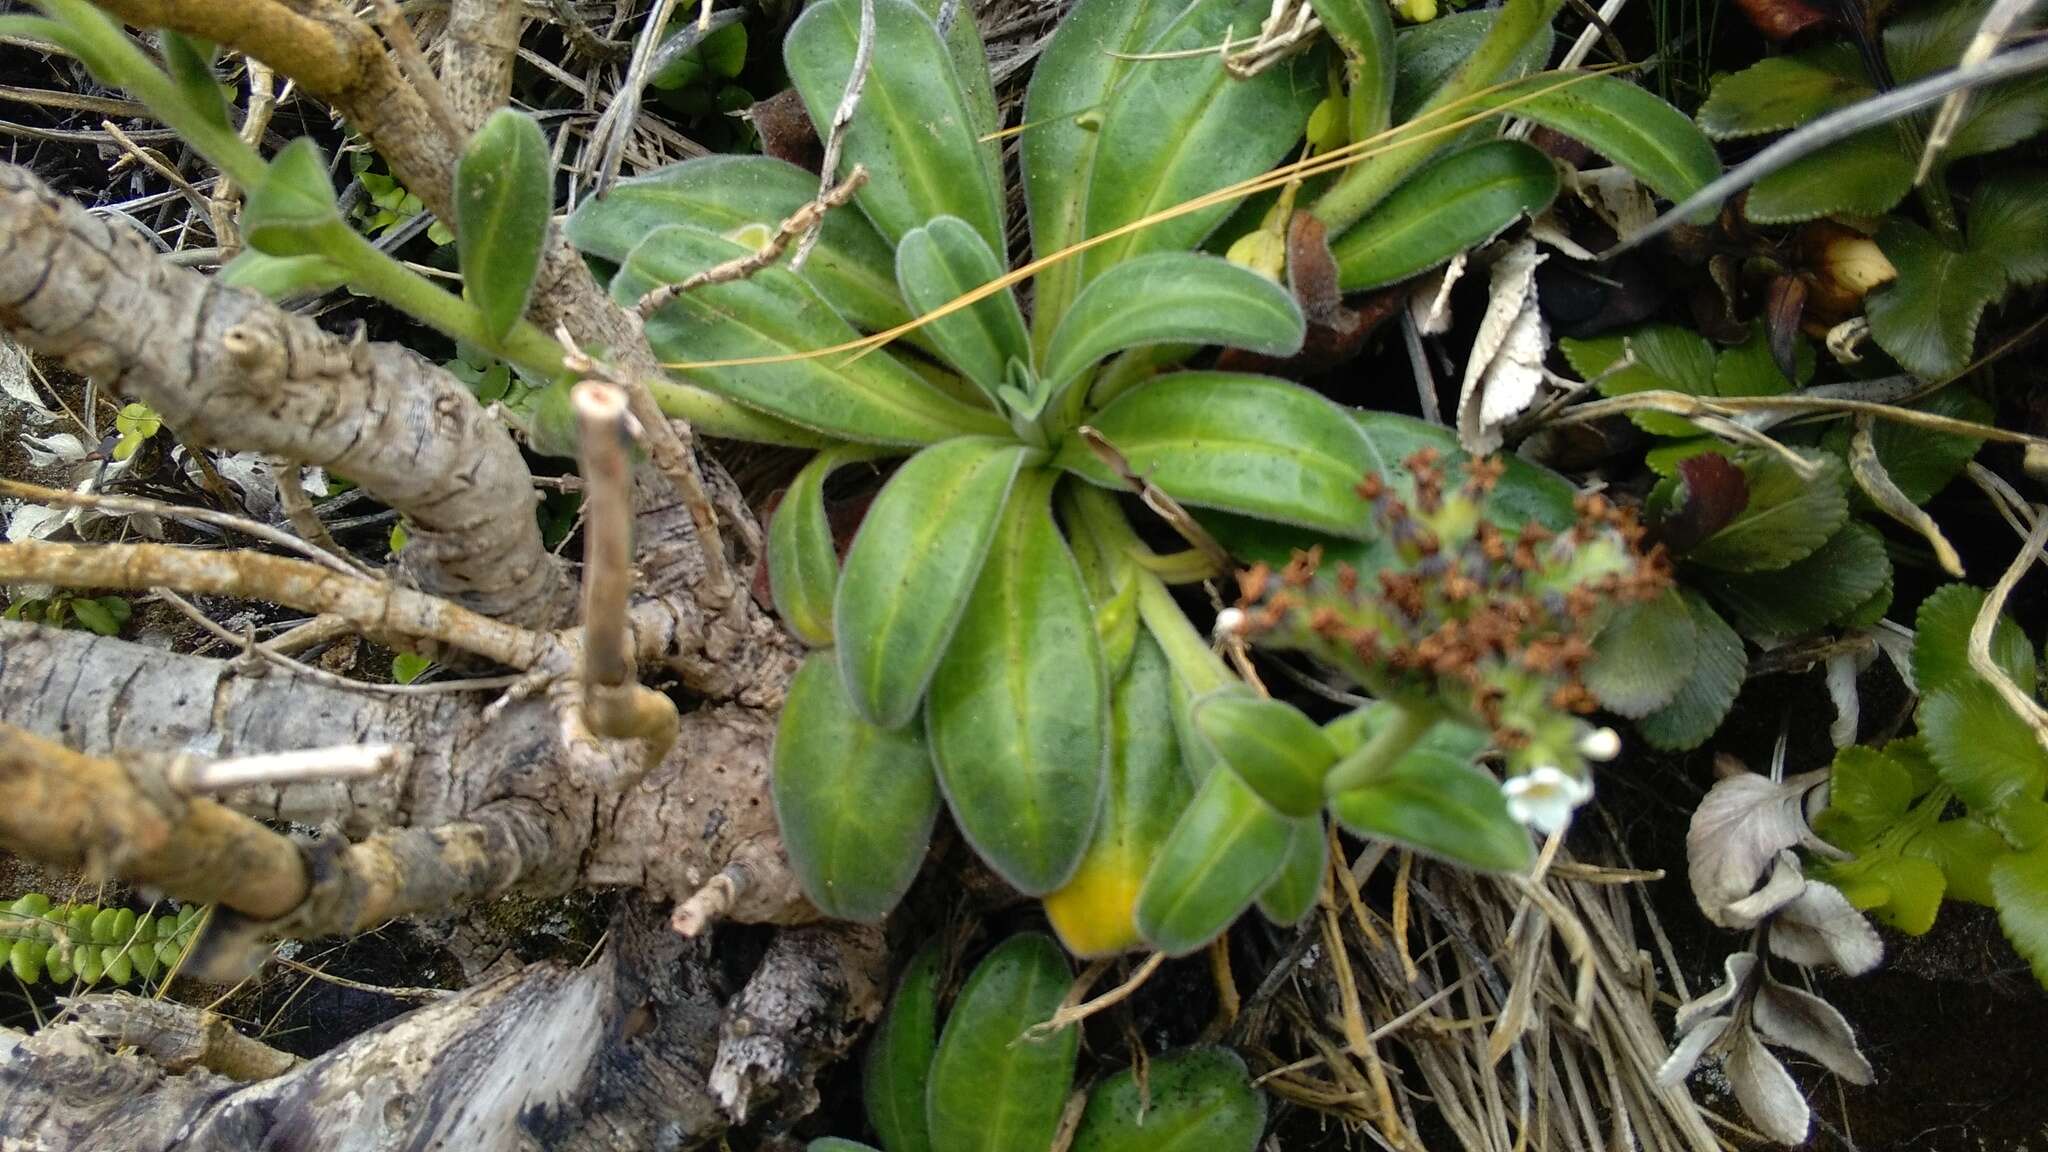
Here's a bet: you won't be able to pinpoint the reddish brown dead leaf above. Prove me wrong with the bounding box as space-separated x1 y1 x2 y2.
1656 452 1750 555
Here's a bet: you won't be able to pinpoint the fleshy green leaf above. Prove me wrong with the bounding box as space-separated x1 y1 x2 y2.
770 446 886 647
1910 816 2005 905
1561 324 1718 439
1479 72 1720 207
1310 0 1396 142
1391 11 1552 124
1193 694 1338 818
837 439 1031 728
1330 139 1560 292
865 943 942 1152
242 138 348 258
1078 0 1319 282
812 1140 884 1152
217 250 350 300
896 216 1031 403
1136 767 1295 954
1328 725 1532 872
1586 588 1697 719
926 935 1079 1152
1867 217 2009 379
1815 745 1919 849
785 0 1006 251
1745 130 1916 224
1685 449 1848 573
928 470 1108 895
565 155 910 336
1696 47 1870 140
773 652 941 920
1990 843 2048 987
1045 634 1191 957
1019 0 1188 347
160 32 230 130
1637 592 1747 752
1921 680 2048 814
1071 1047 1267 1152
618 224 1006 445
1256 816 1327 926
1057 373 1378 538
1044 253 1305 400
455 109 550 343
1912 583 2036 699
1697 521 1891 645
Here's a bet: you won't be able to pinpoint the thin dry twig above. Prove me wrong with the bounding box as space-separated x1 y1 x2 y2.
167 743 407 795
1970 505 2048 744
1849 414 1965 576
0 478 372 579
796 0 877 270
634 166 870 317
1024 952 1167 1039
1915 0 2043 182
368 0 465 148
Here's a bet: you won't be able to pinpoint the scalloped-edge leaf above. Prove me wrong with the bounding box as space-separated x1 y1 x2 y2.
836 438 1032 728
1587 588 1697 718
1912 583 2036 699
1991 843 2048 987
773 652 941 921
1700 520 1891 645
1969 170 2048 288
1868 217 2010 379
1686 449 1848 573
1745 130 1916 225
1071 1047 1268 1152
1331 138 1560 292
926 934 1079 1152
1637 592 1747 752
1921 679 2048 813
1696 48 1870 141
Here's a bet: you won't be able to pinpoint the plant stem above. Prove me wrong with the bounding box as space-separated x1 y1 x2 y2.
1133 566 1234 697
1917 173 1964 248
330 228 562 375
1324 698 1439 793
1310 0 1564 236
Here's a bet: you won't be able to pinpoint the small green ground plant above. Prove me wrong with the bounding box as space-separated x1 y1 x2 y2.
0 895 202 987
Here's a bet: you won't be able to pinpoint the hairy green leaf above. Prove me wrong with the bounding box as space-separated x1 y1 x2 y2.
786 0 1006 250
455 109 550 342
1310 0 1395 142
1058 374 1378 537
618 224 1006 445
865 942 942 1152
1685 449 1848 573
837 439 1032 728
1044 253 1305 400
1071 1047 1267 1152
217 250 349 300
1045 634 1191 957
1136 767 1294 954
1257 816 1327 926
928 470 1107 895
160 32 230 130
897 216 1030 403
1481 72 1720 207
927 935 1079 1152
1391 10 1552 124
774 652 941 921
243 138 347 258
1329 733 1533 873
1194 694 1339 818
770 446 886 647
565 155 910 335
1637 592 1746 752
1330 139 1559 292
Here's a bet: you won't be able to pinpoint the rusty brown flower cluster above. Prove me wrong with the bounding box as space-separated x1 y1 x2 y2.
1232 450 1670 754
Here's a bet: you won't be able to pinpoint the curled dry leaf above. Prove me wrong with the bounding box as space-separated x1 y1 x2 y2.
1456 238 1550 455
1770 877 1883 975
1569 166 1658 246
1726 1027 1812 1145
1687 768 1838 925
1674 950 1758 1034
1409 252 1465 336
1753 977 1875 1084
1656 1013 1730 1088
1825 646 1875 749
1656 452 1748 555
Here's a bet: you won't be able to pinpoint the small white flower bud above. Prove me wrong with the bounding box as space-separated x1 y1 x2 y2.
1578 726 1622 762
1213 607 1247 639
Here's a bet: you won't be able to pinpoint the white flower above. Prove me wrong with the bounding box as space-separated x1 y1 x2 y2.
1501 765 1593 835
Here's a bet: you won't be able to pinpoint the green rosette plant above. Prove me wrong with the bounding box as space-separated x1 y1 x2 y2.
561 0 1716 952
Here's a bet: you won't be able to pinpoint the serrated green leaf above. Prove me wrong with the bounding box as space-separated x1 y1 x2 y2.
786 0 1006 251
1045 253 1305 400
1057 373 1378 537
1136 767 1295 954
1868 218 2009 379
1698 520 1890 645
617 224 1007 445
1071 1047 1267 1152
1587 588 1697 718
773 652 941 920
1328 732 1532 872
1909 816 2005 905
928 470 1107 895
770 446 886 647
1078 0 1319 282
1696 48 1870 140
1814 745 1919 851
1968 169 2048 288
1714 323 1809 396
1256 816 1327 926
1310 0 1396 142
1637 592 1746 752
565 155 911 336
896 216 1031 403
1330 139 1560 292
1744 130 1916 224
1020 0 1188 347
455 109 550 343
1686 449 1848 573
1045 634 1191 957
1560 324 1718 439
927 934 1079 1152
865 942 941 1152
837 439 1031 728
1989 842 2048 988
1921 680 2048 814
1912 583 2036 699
243 138 348 258
1887 0 2048 161
1193 694 1338 818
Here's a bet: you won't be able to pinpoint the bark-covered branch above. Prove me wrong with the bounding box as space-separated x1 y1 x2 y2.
0 162 569 627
